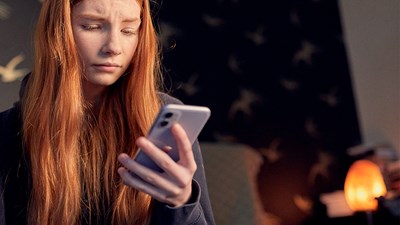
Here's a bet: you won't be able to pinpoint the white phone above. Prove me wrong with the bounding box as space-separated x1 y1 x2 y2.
133 104 211 172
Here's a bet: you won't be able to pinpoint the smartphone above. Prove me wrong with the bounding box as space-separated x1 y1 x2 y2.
133 104 211 172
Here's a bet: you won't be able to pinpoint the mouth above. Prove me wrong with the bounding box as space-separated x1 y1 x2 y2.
92 63 122 73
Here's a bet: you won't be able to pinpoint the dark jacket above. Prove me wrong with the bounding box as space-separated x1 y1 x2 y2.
0 79 215 225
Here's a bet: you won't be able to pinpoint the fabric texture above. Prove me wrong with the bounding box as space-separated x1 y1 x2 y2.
0 78 215 225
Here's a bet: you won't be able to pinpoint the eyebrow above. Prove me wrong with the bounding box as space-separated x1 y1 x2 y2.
75 14 141 24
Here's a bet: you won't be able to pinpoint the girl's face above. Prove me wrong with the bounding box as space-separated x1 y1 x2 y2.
71 0 141 100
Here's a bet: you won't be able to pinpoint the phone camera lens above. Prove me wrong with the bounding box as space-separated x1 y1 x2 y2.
164 112 173 118
160 120 168 127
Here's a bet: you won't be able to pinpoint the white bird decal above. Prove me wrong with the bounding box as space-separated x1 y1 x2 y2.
320 88 339 107
308 151 334 185
228 88 261 120
202 14 224 27
0 1 11 20
227 54 242 74
293 194 313 214
0 54 29 83
304 117 320 139
280 78 300 91
259 138 283 163
245 26 266 46
180 73 199 96
292 41 319 66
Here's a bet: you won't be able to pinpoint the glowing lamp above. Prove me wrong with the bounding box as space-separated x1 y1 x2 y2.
344 159 387 212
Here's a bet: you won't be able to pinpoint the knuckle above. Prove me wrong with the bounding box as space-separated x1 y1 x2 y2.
160 160 173 170
177 175 192 188
169 188 181 197
186 164 197 175
191 164 197 172
144 175 154 183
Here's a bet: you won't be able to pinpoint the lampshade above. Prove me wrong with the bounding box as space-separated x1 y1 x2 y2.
344 159 387 212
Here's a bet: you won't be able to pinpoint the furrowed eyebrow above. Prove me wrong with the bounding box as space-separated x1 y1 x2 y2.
122 16 140 22
75 14 140 24
75 14 106 21
121 18 141 25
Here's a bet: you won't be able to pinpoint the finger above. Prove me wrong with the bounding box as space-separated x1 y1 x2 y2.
118 165 187 206
135 136 181 175
118 153 181 195
117 167 176 205
171 123 197 172
134 132 194 189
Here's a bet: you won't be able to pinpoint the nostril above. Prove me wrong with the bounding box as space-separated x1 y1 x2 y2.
102 37 122 56
102 45 122 56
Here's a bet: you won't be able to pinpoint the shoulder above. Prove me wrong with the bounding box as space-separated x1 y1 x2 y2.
0 105 21 134
0 105 23 171
157 92 183 105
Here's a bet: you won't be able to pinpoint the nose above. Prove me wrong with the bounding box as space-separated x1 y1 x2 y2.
101 30 122 56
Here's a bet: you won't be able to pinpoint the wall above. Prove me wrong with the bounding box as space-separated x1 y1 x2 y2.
1 1 397 224
338 0 400 153
0 0 40 111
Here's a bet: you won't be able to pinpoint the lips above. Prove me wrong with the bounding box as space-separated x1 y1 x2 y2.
93 63 122 73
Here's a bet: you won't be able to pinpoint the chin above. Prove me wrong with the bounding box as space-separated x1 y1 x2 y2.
86 73 123 86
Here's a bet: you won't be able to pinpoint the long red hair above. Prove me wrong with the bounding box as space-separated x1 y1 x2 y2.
21 0 162 224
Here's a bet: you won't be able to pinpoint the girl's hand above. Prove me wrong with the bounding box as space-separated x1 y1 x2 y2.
117 123 197 207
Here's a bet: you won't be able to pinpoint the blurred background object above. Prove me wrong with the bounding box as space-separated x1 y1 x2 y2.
0 0 398 224
344 159 387 225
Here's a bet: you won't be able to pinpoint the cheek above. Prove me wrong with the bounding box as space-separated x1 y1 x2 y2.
123 39 139 62
74 34 100 62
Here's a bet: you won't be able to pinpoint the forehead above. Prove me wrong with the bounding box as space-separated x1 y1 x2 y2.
73 0 141 18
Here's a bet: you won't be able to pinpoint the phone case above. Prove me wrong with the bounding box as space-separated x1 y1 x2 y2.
133 104 211 172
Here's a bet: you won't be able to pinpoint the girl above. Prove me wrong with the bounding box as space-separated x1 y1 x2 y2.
0 0 215 224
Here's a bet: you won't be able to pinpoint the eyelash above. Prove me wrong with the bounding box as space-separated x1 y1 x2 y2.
122 29 138 35
82 24 100 31
81 25 138 35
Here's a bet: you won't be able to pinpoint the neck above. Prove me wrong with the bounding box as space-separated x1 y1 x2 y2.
83 82 107 114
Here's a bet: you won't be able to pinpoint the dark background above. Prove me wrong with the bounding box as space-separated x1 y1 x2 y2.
154 1 361 224
0 0 379 224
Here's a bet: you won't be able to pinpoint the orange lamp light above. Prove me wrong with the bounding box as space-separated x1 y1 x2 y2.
344 159 387 212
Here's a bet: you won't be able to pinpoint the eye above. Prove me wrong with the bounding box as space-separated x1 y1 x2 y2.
121 28 138 36
81 24 101 31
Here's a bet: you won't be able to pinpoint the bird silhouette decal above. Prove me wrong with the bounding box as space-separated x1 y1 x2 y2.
259 138 283 163
293 194 313 214
320 88 339 107
0 54 29 83
308 151 334 185
245 26 267 46
228 88 261 120
292 41 319 66
0 1 11 20
202 14 224 27
180 73 199 96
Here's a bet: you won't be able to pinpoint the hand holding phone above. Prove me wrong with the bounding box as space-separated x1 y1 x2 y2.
133 104 211 172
